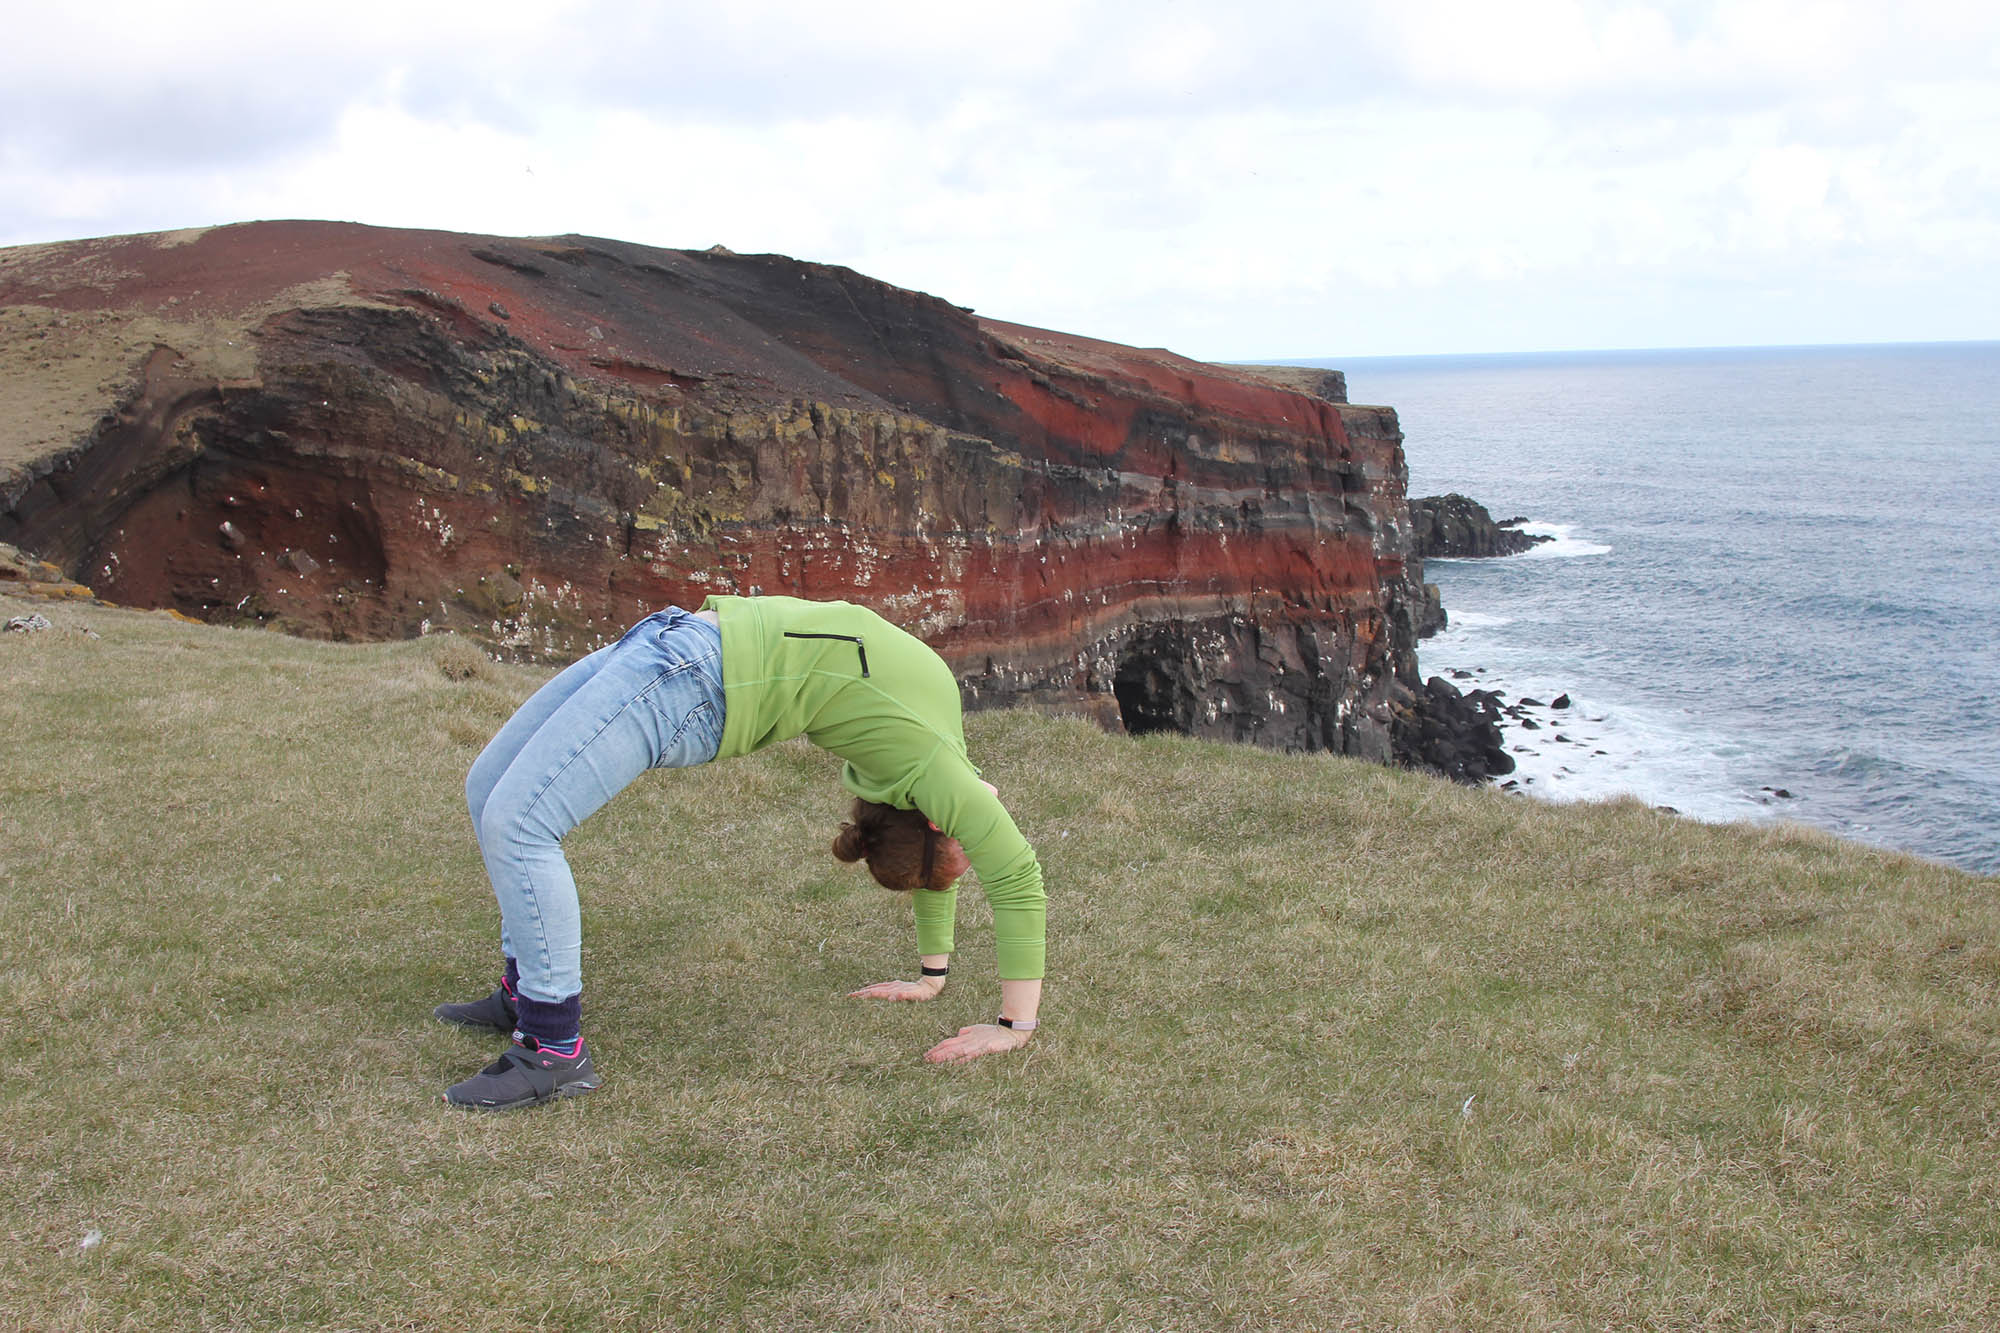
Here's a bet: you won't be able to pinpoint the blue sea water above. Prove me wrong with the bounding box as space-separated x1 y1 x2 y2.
1314 343 2000 877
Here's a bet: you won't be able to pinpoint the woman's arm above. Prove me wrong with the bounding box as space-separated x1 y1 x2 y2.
910 764 1045 980
849 861 957 1002
905 761 1048 1063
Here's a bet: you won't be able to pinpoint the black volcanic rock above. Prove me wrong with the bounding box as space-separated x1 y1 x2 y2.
1409 494 1553 558
1393 676 1515 784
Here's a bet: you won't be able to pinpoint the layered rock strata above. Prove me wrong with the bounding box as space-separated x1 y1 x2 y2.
1 221 1495 774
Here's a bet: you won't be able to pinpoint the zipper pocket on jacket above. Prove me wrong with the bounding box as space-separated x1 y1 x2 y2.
783 631 870 677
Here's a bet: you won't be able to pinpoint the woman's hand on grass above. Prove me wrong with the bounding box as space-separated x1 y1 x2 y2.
847 977 943 1002
922 1023 1031 1064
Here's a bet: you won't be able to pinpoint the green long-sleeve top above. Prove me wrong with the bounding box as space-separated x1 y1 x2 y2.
701 594 1047 979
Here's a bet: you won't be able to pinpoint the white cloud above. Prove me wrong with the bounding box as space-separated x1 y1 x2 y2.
1358 0 2000 108
2 0 1997 355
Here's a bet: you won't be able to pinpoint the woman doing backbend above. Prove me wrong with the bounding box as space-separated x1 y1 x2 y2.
433 595 1046 1111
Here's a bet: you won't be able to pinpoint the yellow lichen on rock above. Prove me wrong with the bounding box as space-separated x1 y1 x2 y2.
0 540 98 603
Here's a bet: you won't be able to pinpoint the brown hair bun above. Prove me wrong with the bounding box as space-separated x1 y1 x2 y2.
833 798 968 891
831 822 871 863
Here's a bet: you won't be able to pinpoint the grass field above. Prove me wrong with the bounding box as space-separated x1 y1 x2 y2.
3 594 1997 1331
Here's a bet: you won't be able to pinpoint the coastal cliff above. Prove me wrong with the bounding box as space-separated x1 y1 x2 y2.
0 221 1501 776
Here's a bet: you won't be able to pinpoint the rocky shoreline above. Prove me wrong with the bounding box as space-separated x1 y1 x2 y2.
1393 493 1565 784
1431 662 1810 813
1440 670 1591 791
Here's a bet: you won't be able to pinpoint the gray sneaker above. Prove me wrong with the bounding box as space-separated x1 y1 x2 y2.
432 985 517 1033
442 1037 601 1112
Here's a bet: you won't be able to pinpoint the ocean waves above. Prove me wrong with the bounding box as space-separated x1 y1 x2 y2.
1516 521 1613 559
1349 342 2000 876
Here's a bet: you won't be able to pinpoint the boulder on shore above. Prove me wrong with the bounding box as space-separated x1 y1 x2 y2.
1391 676 1516 784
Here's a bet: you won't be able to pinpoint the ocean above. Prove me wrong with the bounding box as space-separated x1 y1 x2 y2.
1312 343 2000 877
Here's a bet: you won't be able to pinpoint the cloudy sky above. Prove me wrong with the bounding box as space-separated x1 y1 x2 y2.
4 0 1996 359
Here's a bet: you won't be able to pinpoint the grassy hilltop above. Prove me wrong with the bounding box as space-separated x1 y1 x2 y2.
3 594 1997 1331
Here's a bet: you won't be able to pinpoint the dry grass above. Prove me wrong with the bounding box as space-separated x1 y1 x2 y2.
3 595 1997 1331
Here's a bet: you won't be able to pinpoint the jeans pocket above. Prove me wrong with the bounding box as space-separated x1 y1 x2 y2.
656 700 722 768
652 612 721 667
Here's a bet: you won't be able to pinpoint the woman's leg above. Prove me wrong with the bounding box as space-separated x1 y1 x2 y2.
465 642 617 965
470 610 726 1037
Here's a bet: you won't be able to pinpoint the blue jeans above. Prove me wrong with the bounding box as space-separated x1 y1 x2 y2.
465 608 726 1006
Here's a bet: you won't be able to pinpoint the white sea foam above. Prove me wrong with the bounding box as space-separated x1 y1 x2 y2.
1422 659 1776 826
1517 521 1612 559
1446 611 1514 628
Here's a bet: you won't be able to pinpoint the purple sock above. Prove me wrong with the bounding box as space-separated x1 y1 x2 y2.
502 957 520 1002
513 991 582 1047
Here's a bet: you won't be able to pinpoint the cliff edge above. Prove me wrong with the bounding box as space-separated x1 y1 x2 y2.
0 221 1501 776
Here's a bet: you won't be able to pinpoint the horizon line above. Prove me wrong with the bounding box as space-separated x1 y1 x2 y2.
1238 337 2000 366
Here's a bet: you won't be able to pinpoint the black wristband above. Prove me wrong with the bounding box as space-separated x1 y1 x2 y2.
920 965 949 977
